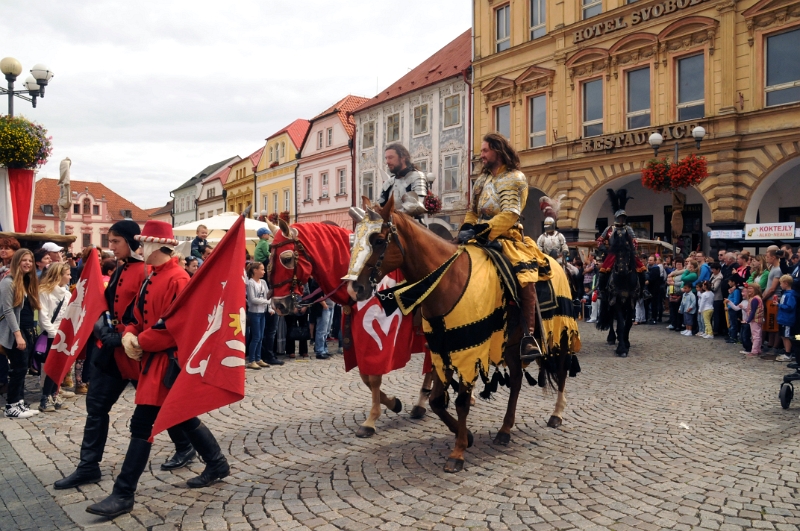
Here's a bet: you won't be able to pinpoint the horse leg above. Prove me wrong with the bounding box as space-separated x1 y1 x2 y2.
444 385 474 473
615 306 628 357
494 352 522 446
547 357 569 428
428 371 461 437
410 371 434 419
606 325 616 345
355 373 398 437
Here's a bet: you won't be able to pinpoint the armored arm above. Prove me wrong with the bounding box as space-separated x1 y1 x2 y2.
474 170 527 242
398 171 429 216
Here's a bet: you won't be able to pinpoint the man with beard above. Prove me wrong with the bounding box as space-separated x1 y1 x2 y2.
378 143 429 216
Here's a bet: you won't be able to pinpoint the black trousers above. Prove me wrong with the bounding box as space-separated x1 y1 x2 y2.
284 314 309 355
6 327 35 403
713 300 726 336
129 404 200 441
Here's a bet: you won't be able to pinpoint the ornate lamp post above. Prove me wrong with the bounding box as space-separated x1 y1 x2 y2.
0 57 54 117
648 126 706 159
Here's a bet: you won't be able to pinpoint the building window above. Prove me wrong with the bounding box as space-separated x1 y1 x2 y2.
263 195 268 211
101 233 108 248
326 127 333 146
284 189 290 210
338 168 346 195
321 172 329 197
217 208 223 215
42 204 54 216
317 131 324 149
92 205 99 215
122 209 132 219
766 28 800 107
530 0 546 39
414 160 428 173
583 0 602 19
528 94 547 148
677 54 705 120
83 198 91 214
444 95 460 127
73 204 79 214
386 113 400 142
626 66 651 129
273 192 279 213
199 212 205 220
83 233 91 248
362 172 374 201
305 177 312 200
496 5 511 52
208 210 213 219
495 104 511 139
269 147 273 161
413 105 429 135
280 142 285 158
443 154 459 192
582 79 603 137
362 121 375 148
207 188 215 199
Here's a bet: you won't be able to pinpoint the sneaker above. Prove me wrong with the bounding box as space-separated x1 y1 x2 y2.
53 395 69 410
586 319 596 323
38 396 55 413
667 325 675 330
58 389 75 398
6 401 37 419
739 351 750 355
681 330 691 336
776 354 792 362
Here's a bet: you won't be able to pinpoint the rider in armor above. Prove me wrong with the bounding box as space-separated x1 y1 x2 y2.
537 217 569 260
378 143 429 217
457 133 550 363
596 189 650 299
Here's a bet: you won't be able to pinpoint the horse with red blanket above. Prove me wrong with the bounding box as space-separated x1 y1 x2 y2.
266 220 431 437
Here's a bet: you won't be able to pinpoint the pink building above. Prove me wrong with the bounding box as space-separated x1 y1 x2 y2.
296 95 369 227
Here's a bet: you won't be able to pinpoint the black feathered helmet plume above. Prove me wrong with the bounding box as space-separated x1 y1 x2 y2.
607 188 632 223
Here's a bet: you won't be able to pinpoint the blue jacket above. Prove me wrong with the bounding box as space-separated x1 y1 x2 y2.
726 287 742 309
778 290 797 327
694 263 711 287
679 291 697 314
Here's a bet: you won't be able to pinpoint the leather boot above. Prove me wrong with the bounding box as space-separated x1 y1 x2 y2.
85 438 151 518
185 422 230 488
161 427 196 470
519 283 542 363
54 414 107 489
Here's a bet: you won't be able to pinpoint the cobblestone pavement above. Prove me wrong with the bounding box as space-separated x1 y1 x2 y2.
3 322 800 531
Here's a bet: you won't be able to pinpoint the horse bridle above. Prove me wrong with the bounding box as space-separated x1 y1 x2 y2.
268 236 314 308
366 215 406 289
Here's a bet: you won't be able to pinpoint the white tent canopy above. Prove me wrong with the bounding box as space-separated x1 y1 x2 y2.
172 212 272 238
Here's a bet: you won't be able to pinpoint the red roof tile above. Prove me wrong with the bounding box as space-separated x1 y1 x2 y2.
266 119 311 150
33 178 151 222
212 166 232 185
354 30 471 114
148 201 173 217
248 146 264 169
312 95 371 137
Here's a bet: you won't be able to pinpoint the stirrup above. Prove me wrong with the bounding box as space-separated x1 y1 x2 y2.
520 335 543 363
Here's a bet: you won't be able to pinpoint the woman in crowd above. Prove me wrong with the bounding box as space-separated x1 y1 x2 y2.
34 247 52 279
37 263 72 412
736 251 751 281
741 283 763 358
0 249 40 418
101 258 117 287
666 258 686 331
0 236 21 280
245 262 270 370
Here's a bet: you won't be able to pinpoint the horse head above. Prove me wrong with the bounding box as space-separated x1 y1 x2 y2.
267 219 313 316
345 194 406 302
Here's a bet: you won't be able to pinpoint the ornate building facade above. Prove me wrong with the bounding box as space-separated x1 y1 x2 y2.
255 119 310 222
224 148 263 215
473 0 800 250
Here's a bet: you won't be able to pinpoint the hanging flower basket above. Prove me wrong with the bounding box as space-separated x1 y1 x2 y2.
641 153 708 192
278 210 290 222
423 191 442 215
641 157 672 193
267 213 279 223
0 115 53 169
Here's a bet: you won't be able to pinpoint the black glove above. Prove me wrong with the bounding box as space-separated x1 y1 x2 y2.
457 229 476 244
93 316 122 348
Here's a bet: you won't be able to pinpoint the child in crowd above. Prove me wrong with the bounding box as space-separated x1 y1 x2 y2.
580 285 592 321
697 281 715 339
679 284 697 336
724 274 745 343
742 284 763 358
776 275 797 362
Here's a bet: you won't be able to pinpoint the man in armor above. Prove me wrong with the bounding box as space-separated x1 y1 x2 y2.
378 143 429 217
537 217 569 260
596 189 650 299
457 133 550 363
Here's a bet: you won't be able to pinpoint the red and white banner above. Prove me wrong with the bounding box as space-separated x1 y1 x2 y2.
44 248 107 384
150 215 247 441
0 168 35 233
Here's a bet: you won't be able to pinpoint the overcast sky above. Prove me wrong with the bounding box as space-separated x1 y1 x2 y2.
2 1 471 209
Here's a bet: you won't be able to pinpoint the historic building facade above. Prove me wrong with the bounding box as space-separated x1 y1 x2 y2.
171 157 237 228
473 0 800 250
256 119 310 222
197 156 240 220
353 30 472 236
224 149 263 215
296 95 369 226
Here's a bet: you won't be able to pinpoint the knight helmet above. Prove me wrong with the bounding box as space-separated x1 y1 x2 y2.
544 216 555 231
607 188 632 223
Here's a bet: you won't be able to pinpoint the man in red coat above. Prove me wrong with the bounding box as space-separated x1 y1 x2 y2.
86 221 229 519
54 220 197 490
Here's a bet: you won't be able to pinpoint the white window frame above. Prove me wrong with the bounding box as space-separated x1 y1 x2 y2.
273 192 278 214
413 104 429 136
338 168 347 195
386 113 400 142
362 121 375 148
269 146 273 161
583 0 602 19
281 142 285 158
317 131 323 149
263 195 268 211
443 153 459 192
582 78 604 138
765 28 800 107
283 189 290 211
321 172 329 198
676 54 705 120
529 94 547 148
362 171 374 201
305 176 312 201
494 103 511 139
414 159 429 173
530 0 546 40
443 95 460 128
326 127 333 146
496 4 511 52
626 66 651 130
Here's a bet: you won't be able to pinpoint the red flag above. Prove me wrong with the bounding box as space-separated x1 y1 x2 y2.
150 215 247 440
44 248 107 384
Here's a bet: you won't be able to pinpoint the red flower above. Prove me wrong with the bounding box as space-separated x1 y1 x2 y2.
641 157 672 193
267 213 278 223
278 210 290 222
641 154 708 192
423 191 442 215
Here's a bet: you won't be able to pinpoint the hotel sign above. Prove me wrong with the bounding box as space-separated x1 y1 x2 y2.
573 0 711 44
578 122 700 153
745 223 796 240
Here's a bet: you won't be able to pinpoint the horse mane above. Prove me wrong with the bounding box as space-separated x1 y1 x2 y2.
289 222 354 306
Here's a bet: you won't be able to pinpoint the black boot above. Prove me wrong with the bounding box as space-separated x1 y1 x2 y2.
86 438 151 518
54 414 107 489
519 283 542 363
185 422 230 488
161 427 196 470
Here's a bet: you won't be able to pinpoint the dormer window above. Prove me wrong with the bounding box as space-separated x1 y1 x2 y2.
42 204 54 216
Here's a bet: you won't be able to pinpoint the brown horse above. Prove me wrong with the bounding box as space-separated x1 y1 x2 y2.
346 196 580 473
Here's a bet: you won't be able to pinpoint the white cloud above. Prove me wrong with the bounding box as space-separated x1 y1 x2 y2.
2 0 471 207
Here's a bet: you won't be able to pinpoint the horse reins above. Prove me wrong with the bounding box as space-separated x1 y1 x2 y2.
368 215 405 288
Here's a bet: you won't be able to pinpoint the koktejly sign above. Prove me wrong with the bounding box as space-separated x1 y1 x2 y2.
578 122 700 153
744 222 796 240
573 0 711 44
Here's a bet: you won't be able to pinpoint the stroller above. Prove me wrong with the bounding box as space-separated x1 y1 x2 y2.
779 335 800 409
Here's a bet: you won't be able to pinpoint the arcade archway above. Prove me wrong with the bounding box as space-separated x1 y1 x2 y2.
743 155 800 225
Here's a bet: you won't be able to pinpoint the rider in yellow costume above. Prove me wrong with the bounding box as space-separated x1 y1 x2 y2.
458 133 550 362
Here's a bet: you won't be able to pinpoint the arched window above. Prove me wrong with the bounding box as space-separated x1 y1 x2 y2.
281 142 286 158
83 198 91 214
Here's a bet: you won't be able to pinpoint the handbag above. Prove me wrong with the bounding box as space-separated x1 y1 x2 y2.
287 324 311 341
34 297 65 362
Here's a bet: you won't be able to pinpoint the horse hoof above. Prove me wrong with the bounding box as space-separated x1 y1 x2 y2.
409 406 426 419
443 458 465 473
390 398 402 414
620 352 628 358
547 416 562 428
467 430 474 448
607 340 615 345
493 432 511 446
356 426 376 438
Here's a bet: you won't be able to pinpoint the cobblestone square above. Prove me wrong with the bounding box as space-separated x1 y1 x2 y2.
2 322 800 530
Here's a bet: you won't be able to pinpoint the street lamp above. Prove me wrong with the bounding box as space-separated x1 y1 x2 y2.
0 56 54 117
648 125 705 159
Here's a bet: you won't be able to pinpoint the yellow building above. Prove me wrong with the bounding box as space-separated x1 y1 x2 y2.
473 0 800 251
224 148 263 215
256 119 311 221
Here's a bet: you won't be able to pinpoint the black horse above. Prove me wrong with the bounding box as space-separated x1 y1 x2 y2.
597 236 640 357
